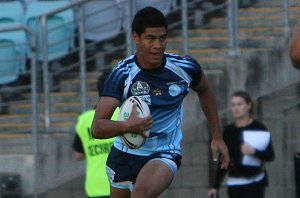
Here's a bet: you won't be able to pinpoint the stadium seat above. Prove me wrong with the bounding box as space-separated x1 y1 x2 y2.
0 23 27 85
135 0 174 16
83 0 125 42
24 0 75 61
0 1 25 24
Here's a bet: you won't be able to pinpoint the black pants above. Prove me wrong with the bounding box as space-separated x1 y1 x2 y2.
228 182 265 198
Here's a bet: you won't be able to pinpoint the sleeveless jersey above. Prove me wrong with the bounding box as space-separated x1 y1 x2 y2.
102 53 202 156
76 108 119 197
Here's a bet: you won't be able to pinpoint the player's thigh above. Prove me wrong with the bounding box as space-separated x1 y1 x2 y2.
110 186 131 198
133 159 174 197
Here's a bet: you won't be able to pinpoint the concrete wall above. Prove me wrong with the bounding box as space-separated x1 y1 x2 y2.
0 133 85 197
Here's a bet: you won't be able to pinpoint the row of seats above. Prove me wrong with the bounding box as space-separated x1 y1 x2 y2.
0 0 74 85
82 0 175 42
0 0 175 85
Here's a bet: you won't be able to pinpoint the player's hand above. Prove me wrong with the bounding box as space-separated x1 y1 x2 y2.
211 137 230 170
127 103 153 138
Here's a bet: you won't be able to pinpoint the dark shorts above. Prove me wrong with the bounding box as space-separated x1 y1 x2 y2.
106 146 182 190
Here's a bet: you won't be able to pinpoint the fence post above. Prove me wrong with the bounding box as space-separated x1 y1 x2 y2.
41 15 51 133
126 0 135 56
181 0 189 56
283 0 290 38
77 3 88 112
228 0 240 56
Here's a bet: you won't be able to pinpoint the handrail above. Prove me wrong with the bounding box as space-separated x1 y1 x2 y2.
38 0 87 132
228 0 240 57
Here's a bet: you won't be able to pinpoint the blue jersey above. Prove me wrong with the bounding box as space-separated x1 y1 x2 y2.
102 53 203 156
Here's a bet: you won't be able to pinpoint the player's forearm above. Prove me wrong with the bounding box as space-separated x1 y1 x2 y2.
92 119 129 139
198 87 222 139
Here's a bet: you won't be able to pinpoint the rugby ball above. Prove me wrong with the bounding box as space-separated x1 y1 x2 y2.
118 96 151 149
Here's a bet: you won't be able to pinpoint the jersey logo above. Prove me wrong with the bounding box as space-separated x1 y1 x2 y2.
168 84 182 97
153 88 162 96
131 81 150 95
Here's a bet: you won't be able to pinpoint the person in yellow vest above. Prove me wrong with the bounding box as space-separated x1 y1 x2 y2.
73 69 118 198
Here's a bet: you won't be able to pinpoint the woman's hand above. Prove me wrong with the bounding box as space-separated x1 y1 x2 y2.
241 143 255 155
208 188 219 198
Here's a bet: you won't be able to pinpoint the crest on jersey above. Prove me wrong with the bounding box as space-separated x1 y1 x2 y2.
168 84 182 97
131 81 150 95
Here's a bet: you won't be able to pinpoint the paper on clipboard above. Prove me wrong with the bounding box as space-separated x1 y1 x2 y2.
242 130 271 166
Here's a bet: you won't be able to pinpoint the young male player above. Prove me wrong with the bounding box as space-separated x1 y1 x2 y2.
92 6 230 198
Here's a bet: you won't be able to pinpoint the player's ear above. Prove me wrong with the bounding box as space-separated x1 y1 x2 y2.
132 31 139 43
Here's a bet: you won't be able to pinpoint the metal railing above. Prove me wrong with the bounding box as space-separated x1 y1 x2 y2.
0 24 38 197
0 0 297 135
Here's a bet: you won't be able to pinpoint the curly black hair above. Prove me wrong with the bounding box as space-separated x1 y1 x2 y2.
131 6 168 36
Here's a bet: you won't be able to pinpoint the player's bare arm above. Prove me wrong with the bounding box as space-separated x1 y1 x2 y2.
193 72 230 169
290 22 300 69
92 96 152 139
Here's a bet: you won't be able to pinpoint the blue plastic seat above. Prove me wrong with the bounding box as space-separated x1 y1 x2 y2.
24 0 75 61
0 1 25 24
83 0 124 42
0 23 27 85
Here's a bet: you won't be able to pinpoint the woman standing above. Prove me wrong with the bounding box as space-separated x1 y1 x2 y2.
208 90 275 198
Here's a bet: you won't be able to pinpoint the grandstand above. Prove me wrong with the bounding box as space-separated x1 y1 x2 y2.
0 0 299 197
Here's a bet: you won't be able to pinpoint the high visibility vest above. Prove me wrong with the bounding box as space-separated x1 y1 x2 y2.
76 108 119 197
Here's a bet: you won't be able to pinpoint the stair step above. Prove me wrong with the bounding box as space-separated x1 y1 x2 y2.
209 14 300 28
0 133 31 139
168 35 278 50
239 6 300 16
187 26 287 38
251 0 299 7
60 78 98 92
0 112 78 123
63 71 103 79
0 120 76 133
10 102 82 114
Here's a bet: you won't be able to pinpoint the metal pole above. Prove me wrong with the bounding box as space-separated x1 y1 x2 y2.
78 3 87 112
283 0 290 37
181 0 189 56
228 0 240 56
126 0 135 56
29 30 38 198
41 15 51 132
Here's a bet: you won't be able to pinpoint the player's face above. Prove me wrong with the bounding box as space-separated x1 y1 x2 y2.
231 96 251 120
133 27 167 69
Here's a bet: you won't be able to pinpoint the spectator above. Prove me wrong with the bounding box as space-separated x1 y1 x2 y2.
208 90 275 198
